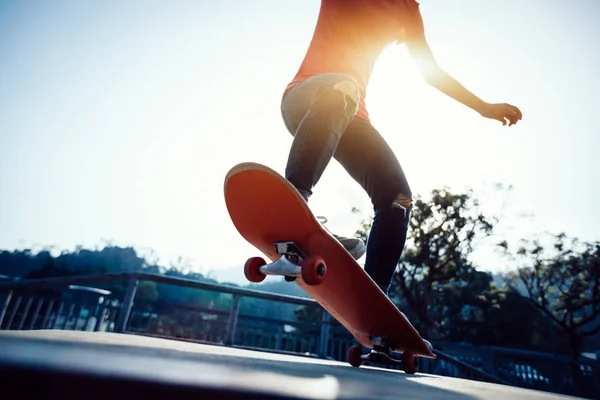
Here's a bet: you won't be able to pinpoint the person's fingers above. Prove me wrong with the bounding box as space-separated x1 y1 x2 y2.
485 103 521 126
503 104 518 117
505 113 515 126
502 104 523 126
504 111 519 126
507 104 522 120
510 105 521 120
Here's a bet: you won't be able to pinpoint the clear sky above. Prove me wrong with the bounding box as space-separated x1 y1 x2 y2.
1 0 599 280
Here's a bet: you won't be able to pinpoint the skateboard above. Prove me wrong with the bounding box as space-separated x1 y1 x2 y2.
224 162 436 373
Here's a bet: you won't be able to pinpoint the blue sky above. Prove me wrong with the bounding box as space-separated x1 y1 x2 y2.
1 0 599 280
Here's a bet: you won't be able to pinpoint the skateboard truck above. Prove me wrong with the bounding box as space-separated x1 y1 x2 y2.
258 242 305 281
243 241 328 286
347 335 429 374
272 242 305 282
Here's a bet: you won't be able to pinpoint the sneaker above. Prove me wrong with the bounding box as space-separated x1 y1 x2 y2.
317 216 366 260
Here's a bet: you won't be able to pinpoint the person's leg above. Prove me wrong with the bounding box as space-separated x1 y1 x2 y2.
281 73 360 200
280 73 366 259
333 117 412 295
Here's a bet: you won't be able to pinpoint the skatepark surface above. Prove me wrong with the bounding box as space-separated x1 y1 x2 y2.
0 330 584 400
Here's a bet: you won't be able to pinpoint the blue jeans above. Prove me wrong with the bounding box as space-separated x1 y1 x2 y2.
280 73 412 294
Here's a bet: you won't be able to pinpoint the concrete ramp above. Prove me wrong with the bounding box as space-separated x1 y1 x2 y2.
0 330 583 400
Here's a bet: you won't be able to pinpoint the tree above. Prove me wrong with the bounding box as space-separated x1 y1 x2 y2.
503 233 600 357
137 281 159 301
356 187 505 339
25 257 71 279
438 271 556 351
426 269 502 342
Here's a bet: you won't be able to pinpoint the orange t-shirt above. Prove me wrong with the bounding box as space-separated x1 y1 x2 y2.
286 0 424 121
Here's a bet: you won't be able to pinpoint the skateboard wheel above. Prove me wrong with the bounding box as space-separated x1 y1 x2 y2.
244 257 267 283
401 351 418 374
347 345 363 368
300 255 326 285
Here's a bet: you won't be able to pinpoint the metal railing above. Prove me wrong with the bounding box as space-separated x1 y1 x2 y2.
0 272 330 355
434 342 599 398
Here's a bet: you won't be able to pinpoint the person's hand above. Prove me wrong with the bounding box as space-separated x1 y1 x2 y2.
479 102 522 126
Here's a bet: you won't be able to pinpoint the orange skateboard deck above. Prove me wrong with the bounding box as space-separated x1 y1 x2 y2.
224 162 435 372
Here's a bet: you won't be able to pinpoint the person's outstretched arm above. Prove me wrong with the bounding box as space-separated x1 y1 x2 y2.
402 4 522 126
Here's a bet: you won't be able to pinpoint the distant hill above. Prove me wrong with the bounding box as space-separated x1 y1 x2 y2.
0 246 157 278
246 278 310 299
207 265 311 298
0 249 56 278
206 265 250 286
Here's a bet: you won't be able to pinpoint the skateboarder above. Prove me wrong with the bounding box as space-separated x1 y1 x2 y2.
280 0 522 295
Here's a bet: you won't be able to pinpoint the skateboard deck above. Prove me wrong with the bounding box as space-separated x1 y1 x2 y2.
224 162 435 370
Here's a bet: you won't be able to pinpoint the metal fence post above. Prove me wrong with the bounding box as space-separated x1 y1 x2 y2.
0 291 13 329
224 294 241 346
318 310 331 358
16 297 33 330
115 275 138 333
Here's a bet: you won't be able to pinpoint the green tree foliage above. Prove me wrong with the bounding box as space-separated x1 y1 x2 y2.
25 257 75 279
239 280 309 323
0 248 63 277
157 266 224 309
137 281 159 301
293 305 346 337
1 245 225 310
503 233 600 357
433 271 555 351
356 187 501 338
351 186 571 351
